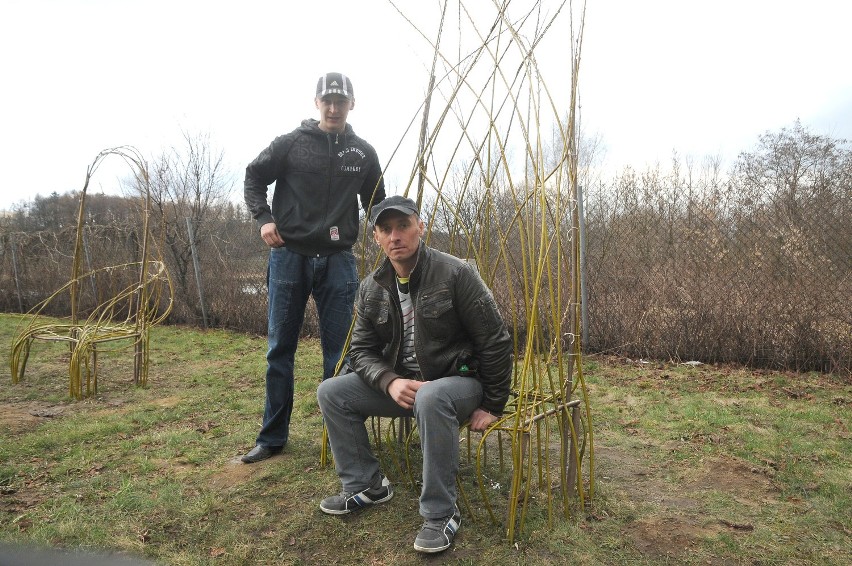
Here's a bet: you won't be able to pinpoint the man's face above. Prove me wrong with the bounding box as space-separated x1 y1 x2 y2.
373 211 424 269
315 94 353 133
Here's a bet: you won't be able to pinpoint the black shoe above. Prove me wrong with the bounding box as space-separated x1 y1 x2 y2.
319 474 394 515
240 445 282 463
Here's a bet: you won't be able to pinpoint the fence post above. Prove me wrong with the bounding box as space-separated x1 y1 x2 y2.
82 227 98 298
577 184 589 350
10 233 24 313
185 217 209 329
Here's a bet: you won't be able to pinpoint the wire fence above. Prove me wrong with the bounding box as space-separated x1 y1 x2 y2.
2 168 848 375
581 162 850 373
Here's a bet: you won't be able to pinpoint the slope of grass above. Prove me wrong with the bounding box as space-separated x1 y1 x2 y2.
1 315 850 565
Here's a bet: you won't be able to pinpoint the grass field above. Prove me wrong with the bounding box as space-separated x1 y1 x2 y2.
1 314 850 565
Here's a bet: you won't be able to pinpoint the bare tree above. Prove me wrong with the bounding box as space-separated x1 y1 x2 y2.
124 130 236 321
732 119 850 226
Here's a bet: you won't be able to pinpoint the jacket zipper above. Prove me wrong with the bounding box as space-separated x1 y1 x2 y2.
323 132 334 245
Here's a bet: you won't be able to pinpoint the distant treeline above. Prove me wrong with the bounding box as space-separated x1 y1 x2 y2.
1 122 848 374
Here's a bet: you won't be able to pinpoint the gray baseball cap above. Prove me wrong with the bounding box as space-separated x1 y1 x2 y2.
369 195 420 225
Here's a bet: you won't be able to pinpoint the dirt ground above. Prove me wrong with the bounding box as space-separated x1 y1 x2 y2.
0 396 797 563
594 443 780 563
0 402 67 436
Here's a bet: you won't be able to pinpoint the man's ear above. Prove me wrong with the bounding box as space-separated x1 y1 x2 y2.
315 98 321 110
372 227 380 244
349 100 356 110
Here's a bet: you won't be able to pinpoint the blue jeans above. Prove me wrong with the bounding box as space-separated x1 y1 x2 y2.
317 372 483 519
256 247 358 448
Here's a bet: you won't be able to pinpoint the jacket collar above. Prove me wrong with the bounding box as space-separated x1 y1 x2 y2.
374 241 429 289
301 118 354 137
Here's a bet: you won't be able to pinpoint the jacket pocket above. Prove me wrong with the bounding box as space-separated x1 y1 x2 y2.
418 286 453 319
418 286 462 344
362 295 389 325
475 294 504 331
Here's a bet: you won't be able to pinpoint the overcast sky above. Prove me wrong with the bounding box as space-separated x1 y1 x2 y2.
1 0 850 211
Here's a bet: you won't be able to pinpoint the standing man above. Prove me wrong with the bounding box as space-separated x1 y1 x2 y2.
317 196 512 553
242 72 386 463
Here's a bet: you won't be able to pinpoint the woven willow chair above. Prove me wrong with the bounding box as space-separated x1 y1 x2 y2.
370 358 589 542
10 260 173 398
9 147 173 399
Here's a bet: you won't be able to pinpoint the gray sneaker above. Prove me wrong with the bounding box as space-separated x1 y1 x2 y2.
319 474 393 515
413 505 462 553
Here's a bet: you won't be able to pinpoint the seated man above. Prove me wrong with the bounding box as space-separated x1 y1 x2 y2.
317 196 512 554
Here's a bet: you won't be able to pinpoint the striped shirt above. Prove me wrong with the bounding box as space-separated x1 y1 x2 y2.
397 276 419 375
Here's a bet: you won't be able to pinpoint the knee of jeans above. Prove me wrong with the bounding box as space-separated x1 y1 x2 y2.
317 374 350 405
317 379 332 406
413 384 450 412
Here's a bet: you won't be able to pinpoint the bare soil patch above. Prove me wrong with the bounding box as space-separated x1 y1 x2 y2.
0 401 67 436
207 453 288 490
595 443 780 562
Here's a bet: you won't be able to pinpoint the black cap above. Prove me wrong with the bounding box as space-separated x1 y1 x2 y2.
316 72 354 100
369 195 420 225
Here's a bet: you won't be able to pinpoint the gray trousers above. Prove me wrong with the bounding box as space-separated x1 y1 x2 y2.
317 372 483 519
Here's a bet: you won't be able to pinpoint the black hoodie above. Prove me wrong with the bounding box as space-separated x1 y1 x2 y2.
244 119 386 256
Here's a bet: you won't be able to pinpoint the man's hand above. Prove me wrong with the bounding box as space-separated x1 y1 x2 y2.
260 222 285 248
468 408 499 432
387 378 423 410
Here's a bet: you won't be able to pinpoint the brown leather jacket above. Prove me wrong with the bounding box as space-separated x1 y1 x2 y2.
349 242 512 415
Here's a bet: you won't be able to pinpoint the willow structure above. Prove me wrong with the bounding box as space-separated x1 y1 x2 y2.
9 147 174 399
321 0 594 543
